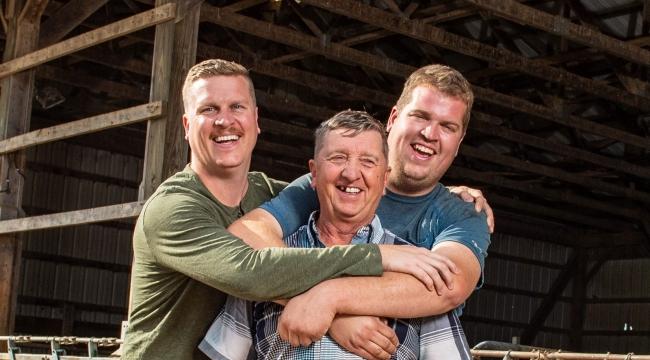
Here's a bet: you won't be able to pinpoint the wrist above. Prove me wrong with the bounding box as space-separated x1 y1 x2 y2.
317 279 345 314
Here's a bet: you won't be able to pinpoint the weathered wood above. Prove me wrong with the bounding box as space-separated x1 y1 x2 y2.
460 144 650 204
0 0 48 341
466 0 650 67
301 0 650 112
36 64 148 101
472 113 650 179
201 5 650 150
521 251 580 344
139 0 199 200
0 102 163 155
445 166 641 220
484 193 630 230
39 0 109 47
472 87 650 150
0 3 176 79
0 201 144 235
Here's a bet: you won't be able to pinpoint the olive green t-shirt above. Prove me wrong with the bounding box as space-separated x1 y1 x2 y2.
122 166 382 360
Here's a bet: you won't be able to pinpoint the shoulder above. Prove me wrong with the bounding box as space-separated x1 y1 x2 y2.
429 184 482 222
248 171 288 196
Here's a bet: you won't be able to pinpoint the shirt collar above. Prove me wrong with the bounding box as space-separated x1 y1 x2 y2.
306 211 386 247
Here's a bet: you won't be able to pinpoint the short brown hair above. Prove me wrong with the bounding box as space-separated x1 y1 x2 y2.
395 64 473 130
314 110 388 159
182 59 256 111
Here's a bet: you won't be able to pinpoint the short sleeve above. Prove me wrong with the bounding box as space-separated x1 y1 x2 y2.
259 173 319 237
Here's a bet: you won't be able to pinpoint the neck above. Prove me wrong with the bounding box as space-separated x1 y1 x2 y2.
386 177 438 197
191 163 249 207
316 215 372 246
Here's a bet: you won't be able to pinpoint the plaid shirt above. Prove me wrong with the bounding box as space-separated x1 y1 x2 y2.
200 213 472 359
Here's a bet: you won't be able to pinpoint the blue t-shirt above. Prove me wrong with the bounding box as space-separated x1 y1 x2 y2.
260 174 490 288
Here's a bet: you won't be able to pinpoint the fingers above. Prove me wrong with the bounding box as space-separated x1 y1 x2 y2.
484 202 495 233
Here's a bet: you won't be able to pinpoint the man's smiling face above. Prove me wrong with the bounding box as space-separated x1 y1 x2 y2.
183 75 259 176
310 128 389 227
386 85 467 196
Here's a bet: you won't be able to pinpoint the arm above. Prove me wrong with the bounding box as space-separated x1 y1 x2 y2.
278 243 479 346
142 191 382 301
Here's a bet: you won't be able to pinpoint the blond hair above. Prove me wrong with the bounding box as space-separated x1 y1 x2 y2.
182 59 256 111
396 64 473 129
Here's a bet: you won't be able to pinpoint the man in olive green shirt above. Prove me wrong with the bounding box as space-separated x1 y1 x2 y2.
123 59 444 360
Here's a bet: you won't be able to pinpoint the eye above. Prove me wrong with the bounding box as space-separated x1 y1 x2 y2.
328 154 347 164
360 157 378 167
232 103 245 111
442 123 459 132
200 106 216 114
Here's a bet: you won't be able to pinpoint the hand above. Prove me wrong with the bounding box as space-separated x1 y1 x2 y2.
278 286 335 347
448 185 495 233
379 245 459 294
329 315 397 360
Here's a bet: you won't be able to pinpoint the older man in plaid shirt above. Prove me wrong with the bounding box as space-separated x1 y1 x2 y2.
200 110 473 359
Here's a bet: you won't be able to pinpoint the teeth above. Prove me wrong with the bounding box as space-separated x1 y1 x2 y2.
414 144 433 155
215 135 239 143
338 186 361 193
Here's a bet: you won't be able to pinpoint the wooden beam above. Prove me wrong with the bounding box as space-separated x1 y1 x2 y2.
207 48 650 181
36 64 148 101
0 201 144 235
465 0 650 67
472 87 650 151
200 5 650 150
0 102 162 155
472 113 650 179
301 0 650 112
485 193 630 230
0 3 176 79
446 166 640 220
39 0 109 47
139 0 199 199
460 144 650 204
0 0 48 341
521 251 579 344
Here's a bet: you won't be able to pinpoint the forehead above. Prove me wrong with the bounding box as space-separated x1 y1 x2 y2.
188 75 253 101
319 129 385 156
403 86 467 122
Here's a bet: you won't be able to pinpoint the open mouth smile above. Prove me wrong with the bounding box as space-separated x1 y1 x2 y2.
213 135 240 144
337 185 361 194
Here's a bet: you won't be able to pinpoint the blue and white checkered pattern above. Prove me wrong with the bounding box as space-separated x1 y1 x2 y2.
200 213 472 359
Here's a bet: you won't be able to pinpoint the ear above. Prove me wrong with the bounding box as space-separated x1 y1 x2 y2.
182 114 190 140
255 106 260 134
455 132 466 157
308 159 317 189
382 166 391 195
386 106 399 133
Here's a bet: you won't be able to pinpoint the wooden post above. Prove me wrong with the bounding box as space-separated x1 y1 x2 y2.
139 0 200 200
0 0 48 339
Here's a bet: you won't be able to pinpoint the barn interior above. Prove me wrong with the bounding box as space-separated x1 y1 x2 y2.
0 0 649 356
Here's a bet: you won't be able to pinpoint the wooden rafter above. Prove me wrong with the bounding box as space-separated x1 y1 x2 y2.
465 0 650 67
203 5 650 152
301 0 650 112
0 3 176 79
39 0 109 47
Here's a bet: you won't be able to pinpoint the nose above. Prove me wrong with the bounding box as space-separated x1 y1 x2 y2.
213 113 235 127
340 159 361 181
421 123 440 141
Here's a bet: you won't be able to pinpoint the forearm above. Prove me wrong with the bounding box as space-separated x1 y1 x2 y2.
316 243 480 318
321 272 458 318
